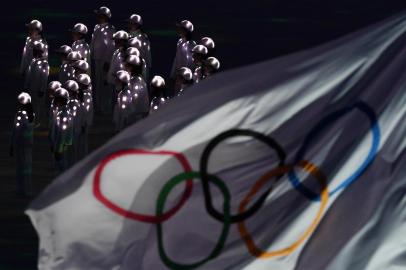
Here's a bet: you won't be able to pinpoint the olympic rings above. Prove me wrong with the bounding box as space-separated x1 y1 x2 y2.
238 160 329 258
200 129 286 223
93 149 194 224
156 171 231 270
288 101 380 201
90 101 379 264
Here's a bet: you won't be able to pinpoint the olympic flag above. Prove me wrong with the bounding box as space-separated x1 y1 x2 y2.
27 12 406 270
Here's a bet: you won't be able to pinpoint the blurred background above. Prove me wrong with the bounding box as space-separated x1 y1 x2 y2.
0 0 404 269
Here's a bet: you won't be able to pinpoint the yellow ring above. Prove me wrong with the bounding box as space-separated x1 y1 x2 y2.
237 160 329 258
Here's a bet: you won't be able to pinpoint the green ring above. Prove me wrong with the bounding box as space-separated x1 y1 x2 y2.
156 171 231 270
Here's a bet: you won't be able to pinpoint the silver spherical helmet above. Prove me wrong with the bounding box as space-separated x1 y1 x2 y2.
63 80 79 93
192 44 208 55
126 55 142 67
128 38 142 49
176 20 194 33
178 67 193 81
200 37 215 50
26 20 43 32
55 45 73 55
113 30 129 40
70 23 88 35
67 51 83 61
94 6 112 18
48 81 62 92
18 92 32 104
126 47 140 57
32 41 46 52
127 14 143 25
73 60 90 72
115 70 131 84
206 57 220 70
54 88 69 99
76 74 91 86
151 76 165 88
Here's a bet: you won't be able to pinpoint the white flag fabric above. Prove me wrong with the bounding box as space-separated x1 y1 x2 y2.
27 12 406 270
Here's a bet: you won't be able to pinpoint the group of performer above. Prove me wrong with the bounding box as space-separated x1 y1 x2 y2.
10 6 221 196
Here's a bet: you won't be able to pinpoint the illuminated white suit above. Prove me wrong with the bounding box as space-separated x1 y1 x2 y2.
78 86 93 159
67 98 85 164
129 75 149 121
59 62 75 84
107 49 125 85
49 100 59 150
129 30 152 80
90 22 115 113
20 36 48 76
81 86 94 127
114 87 133 131
53 106 74 172
72 39 91 67
170 38 196 78
10 109 34 195
193 66 204 84
24 57 49 124
149 95 167 113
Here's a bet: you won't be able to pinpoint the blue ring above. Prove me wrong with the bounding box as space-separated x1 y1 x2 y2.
288 101 380 201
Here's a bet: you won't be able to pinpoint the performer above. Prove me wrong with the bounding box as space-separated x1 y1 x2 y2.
64 80 84 164
24 41 49 127
127 40 148 80
107 30 129 84
47 81 62 152
72 60 90 79
52 88 73 173
76 74 94 129
125 55 149 122
20 20 48 77
9 92 35 196
56 45 73 83
200 37 216 57
90 6 116 113
71 23 91 65
113 70 132 131
170 20 196 79
149 76 168 113
127 14 151 80
203 57 221 78
175 67 194 96
191 44 209 84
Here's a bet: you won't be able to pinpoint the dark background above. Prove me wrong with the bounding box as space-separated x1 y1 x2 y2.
0 0 404 269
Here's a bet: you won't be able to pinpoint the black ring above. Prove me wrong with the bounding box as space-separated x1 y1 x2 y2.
199 129 286 223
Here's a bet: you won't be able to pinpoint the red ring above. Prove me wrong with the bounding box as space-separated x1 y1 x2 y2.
93 149 193 223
